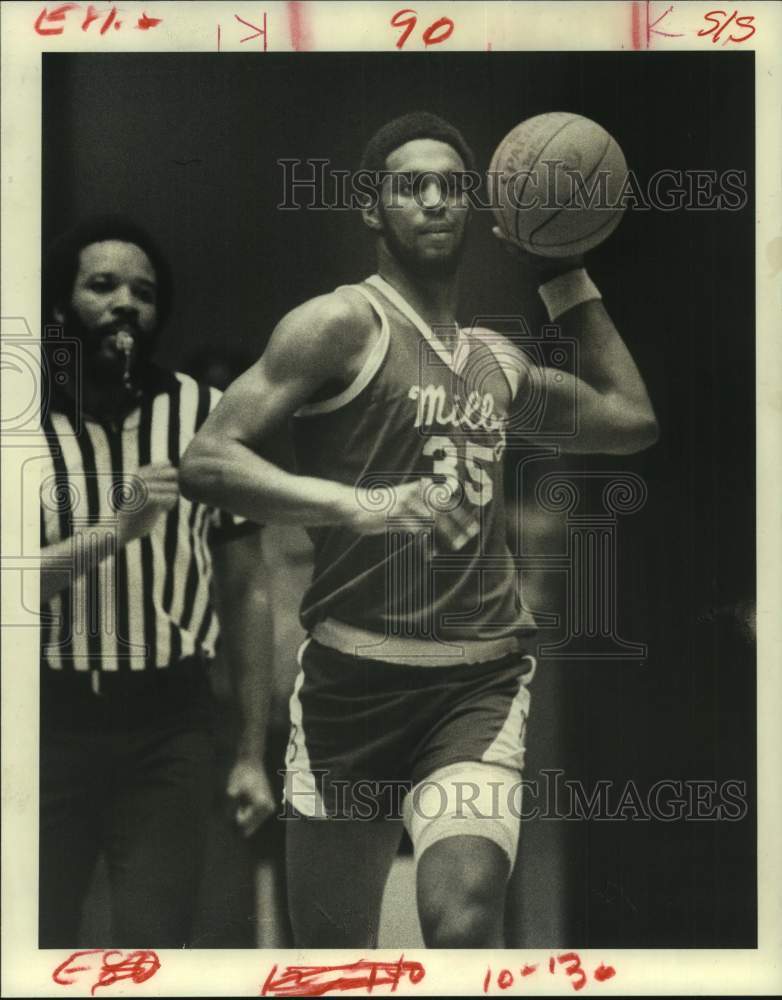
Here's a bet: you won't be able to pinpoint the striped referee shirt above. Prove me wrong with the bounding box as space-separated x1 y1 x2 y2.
40 369 252 673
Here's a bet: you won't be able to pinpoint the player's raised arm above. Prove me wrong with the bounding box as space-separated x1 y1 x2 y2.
180 292 434 528
495 230 659 455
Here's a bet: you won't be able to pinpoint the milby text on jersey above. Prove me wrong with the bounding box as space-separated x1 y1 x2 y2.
292 273 536 646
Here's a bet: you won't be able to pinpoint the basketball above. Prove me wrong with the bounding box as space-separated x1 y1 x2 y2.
489 112 628 258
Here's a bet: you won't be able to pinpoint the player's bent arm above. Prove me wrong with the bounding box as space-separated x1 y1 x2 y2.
495 232 658 454
515 298 659 455
181 293 377 526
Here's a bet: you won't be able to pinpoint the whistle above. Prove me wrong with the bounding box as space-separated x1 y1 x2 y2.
115 330 136 391
115 330 137 393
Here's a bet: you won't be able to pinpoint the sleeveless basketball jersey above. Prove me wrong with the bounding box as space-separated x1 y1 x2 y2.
292 273 536 644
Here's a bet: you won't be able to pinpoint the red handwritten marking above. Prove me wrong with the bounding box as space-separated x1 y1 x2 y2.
78 4 117 33
593 963 616 983
53 950 104 986
484 957 616 992
52 950 160 995
261 958 425 997
709 8 737 38
81 4 99 30
629 1 685 48
697 9 755 44
557 953 588 992
235 13 267 48
34 3 79 34
91 951 160 994
99 7 120 34
137 11 162 30
391 9 454 49
35 3 162 34
391 8 417 49
421 15 453 47
647 3 685 41
729 13 756 43
288 1 311 50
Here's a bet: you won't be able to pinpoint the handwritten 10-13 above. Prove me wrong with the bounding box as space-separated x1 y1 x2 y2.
259 955 617 996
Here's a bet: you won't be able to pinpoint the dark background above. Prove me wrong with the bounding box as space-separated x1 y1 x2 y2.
43 51 756 948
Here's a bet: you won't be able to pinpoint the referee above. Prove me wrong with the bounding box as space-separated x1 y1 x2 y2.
38 216 274 947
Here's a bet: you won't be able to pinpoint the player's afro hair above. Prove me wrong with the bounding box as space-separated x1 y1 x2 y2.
359 111 476 175
44 215 173 328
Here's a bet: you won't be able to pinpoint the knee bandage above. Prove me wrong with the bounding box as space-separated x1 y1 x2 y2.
403 761 526 868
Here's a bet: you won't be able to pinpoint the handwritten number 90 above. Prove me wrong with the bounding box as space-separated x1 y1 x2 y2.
391 9 455 49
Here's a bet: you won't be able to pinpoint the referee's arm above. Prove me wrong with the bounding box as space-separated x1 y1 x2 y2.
40 461 178 603
211 526 276 837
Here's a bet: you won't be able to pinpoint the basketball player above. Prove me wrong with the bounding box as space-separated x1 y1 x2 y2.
181 112 658 947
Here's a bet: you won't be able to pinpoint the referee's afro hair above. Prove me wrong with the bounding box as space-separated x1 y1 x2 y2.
44 215 173 329
359 111 476 175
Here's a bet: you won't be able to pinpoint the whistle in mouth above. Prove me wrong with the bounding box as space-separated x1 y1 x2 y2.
115 330 135 388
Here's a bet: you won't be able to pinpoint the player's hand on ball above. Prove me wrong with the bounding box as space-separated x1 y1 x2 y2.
492 226 584 280
352 478 478 550
352 478 437 534
226 757 276 837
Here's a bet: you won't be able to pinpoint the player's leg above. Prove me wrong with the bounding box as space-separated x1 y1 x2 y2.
283 638 410 946
39 727 106 946
104 718 215 947
406 653 534 947
286 814 404 947
418 835 509 947
407 762 521 947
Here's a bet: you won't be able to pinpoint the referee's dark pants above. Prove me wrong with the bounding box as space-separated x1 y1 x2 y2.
39 658 216 948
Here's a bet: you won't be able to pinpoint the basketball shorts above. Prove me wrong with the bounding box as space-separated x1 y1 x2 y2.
283 637 535 821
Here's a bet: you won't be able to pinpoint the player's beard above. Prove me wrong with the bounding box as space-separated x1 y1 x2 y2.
379 205 466 279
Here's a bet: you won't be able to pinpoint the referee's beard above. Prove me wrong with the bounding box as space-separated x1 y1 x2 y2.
50 310 160 420
61 308 159 386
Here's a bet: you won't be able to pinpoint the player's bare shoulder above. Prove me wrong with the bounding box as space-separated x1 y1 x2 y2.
265 286 379 388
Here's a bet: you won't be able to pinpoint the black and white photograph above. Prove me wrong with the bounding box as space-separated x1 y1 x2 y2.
1 2 780 996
